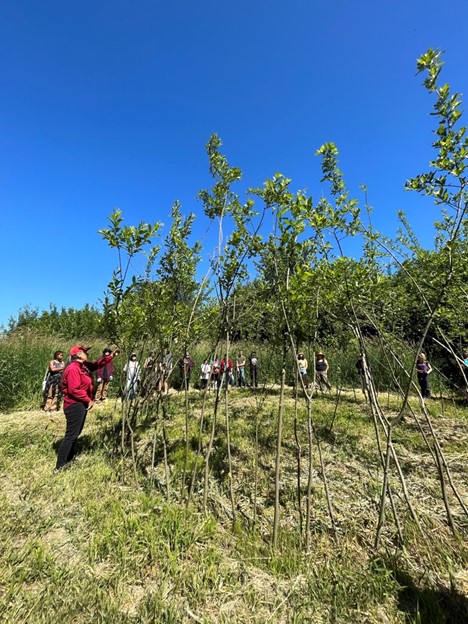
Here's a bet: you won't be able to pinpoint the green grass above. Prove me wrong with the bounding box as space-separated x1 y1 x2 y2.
1 384 467 622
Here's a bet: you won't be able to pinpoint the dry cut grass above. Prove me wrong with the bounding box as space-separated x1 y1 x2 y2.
0 388 467 623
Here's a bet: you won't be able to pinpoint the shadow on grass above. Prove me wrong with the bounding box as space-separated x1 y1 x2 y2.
393 567 468 624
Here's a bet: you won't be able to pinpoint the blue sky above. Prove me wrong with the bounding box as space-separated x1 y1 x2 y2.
1 0 467 328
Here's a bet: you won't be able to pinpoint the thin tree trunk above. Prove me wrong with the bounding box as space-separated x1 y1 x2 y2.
224 329 236 523
375 425 392 548
188 367 212 506
305 397 314 550
203 383 220 513
180 365 190 500
150 396 161 487
293 369 303 537
160 398 171 500
273 359 286 547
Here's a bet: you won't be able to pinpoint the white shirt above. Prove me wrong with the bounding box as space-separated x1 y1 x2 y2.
200 363 211 379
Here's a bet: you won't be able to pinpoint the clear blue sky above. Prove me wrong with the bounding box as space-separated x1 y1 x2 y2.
1 0 467 328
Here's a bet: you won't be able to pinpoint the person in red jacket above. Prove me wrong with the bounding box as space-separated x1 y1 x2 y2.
220 355 234 389
95 347 116 402
55 344 120 471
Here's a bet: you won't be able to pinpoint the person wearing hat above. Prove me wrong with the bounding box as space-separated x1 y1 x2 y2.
95 348 116 402
315 352 331 392
56 345 120 471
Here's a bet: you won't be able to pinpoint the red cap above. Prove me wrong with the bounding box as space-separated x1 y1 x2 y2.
69 345 91 356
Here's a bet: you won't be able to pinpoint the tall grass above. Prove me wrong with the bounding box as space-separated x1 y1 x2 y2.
0 332 58 411
0 331 109 412
0 330 458 413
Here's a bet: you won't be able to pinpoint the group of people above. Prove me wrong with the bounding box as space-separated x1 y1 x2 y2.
44 343 442 473
173 350 258 391
197 351 258 390
42 342 463 474
42 347 118 412
42 346 440 415
47 345 260 471
297 352 332 391
298 350 436 400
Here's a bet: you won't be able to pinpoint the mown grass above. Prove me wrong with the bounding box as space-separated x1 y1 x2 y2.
1 385 467 622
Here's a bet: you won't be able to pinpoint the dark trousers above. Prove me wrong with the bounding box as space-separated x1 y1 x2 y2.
250 367 258 388
56 402 87 469
181 371 191 391
418 374 431 398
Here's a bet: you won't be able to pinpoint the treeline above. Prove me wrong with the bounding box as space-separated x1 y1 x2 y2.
7 303 104 338
6 241 468 396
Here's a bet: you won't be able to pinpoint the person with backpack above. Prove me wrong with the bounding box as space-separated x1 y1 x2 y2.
178 351 195 391
210 354 220 390
42 350 65 412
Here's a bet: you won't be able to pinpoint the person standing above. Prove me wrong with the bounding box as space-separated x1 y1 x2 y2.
158 348 173 395
237 351 246 388
200 358 211 390
249 351 258 388
43 350 65 412
123 353 141 400
178 351 194 391
56 345 120 471
142 350 157 396
211 354 220 390
221 355 235 389
355 354 370 398
315 352 331 391
297 352 308 387
416 352 432 399
95 348 116 402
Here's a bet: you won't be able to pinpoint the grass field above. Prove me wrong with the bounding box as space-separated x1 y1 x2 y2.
1 387 467 623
